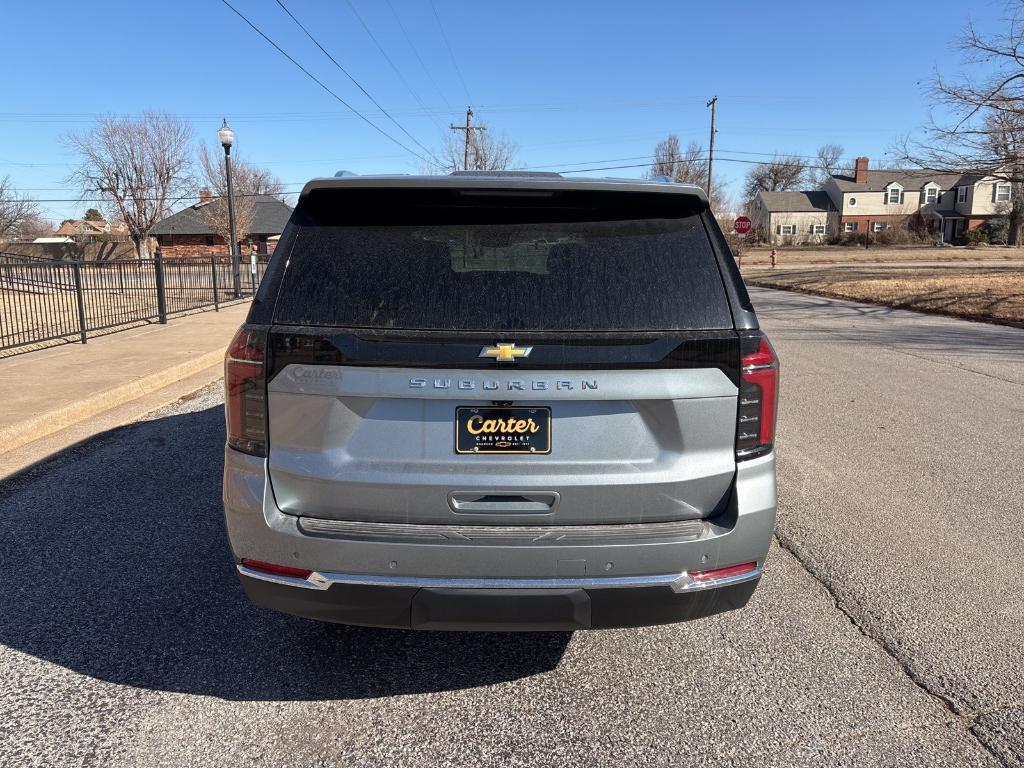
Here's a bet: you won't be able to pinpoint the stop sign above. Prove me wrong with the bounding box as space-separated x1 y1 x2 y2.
734 216 752 235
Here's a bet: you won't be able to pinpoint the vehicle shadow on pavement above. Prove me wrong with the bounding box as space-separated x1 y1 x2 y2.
0 400 571 701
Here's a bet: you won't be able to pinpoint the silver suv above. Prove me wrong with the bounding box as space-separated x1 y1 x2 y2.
223 172 778 630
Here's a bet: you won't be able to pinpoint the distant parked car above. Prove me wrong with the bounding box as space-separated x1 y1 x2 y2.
222 171 779 630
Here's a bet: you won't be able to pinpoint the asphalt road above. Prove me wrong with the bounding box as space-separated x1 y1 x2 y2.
1 287 1021 767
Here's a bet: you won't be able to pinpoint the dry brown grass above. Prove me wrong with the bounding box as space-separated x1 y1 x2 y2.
739 244 1022 267
744 265 1024 326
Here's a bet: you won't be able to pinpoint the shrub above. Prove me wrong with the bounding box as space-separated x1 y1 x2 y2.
723 231 748 259
875 227 901 245
984 217 1009 245
963 228 990 246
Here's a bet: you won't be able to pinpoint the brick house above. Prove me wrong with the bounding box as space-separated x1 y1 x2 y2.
822 157 1006 242
150 193 292 257
752 156 1012 244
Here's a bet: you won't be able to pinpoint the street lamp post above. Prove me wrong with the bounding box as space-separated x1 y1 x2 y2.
218 119 241 298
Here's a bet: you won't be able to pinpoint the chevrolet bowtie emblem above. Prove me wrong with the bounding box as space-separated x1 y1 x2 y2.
479 342 532 363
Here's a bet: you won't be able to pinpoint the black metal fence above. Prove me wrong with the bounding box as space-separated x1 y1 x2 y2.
0 251 267 353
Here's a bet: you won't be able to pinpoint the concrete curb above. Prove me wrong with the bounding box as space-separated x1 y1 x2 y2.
0 349 225 454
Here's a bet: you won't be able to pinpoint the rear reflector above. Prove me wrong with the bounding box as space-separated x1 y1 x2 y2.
690 561 758 584
241 559 313 580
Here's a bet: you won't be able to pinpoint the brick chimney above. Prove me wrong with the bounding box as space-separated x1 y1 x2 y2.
198 187 212 203
854 157 869 184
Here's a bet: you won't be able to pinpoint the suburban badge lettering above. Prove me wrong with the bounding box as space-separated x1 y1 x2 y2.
409 377 597 391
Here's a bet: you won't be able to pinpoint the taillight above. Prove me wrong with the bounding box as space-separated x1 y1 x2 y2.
736 332 779 460
225 325 267 456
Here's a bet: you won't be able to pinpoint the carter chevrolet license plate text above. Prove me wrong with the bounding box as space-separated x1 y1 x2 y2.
455 406 551 454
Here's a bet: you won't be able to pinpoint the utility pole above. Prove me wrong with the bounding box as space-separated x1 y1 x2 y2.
450 107 486 171
706 96 718 205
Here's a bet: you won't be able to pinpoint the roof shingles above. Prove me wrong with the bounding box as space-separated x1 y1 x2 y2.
151 195 292 236
830 170 981 192
757 190 834 213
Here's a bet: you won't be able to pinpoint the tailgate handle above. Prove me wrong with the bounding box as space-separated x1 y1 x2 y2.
448 492 559 514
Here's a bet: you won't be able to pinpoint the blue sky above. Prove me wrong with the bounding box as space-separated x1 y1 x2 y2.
1 0 1004 222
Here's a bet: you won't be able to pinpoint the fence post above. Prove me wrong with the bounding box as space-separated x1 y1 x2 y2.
154 247 168 324
71 261 88 345
210 256 220 311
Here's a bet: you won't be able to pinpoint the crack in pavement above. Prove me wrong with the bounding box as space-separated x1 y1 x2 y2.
772 528 1016 767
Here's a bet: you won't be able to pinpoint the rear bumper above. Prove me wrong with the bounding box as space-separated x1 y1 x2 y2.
237 567 761 630
224 447 776 630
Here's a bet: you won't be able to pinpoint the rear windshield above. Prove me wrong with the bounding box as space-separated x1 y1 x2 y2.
273 187 732 331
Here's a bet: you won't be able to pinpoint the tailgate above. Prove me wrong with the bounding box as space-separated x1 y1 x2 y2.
266 363 737 526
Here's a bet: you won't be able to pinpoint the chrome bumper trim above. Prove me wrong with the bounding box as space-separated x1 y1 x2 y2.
236 563 762 594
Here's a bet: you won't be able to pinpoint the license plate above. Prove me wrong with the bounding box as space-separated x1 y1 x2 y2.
455 406 551 454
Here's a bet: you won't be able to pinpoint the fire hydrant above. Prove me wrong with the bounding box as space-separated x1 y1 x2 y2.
770 248 779 268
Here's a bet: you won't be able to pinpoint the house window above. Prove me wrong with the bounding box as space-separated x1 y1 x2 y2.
811 223 826 235
957 186 968 203
925 187 938 204
848 197 857 207
844 222 858 232
776 224 796 235
995 183 1011 202
887 186 902 204
872 222 887 233
204 235 214 247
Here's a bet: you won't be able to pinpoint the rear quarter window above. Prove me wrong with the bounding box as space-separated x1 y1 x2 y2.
272 187 733 332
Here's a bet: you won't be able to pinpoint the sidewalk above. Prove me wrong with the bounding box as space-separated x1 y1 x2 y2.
0 304 248 467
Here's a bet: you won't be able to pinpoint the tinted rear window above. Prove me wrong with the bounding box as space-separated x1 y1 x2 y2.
273 187 732 331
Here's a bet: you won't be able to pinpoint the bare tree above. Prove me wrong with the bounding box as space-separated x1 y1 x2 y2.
195 145 286 249
66 111 193 259
0 177 40 241
439 122 518 172
248 166 286 200
896 1 1024 243
742 155 808 203
13 214 54 240
647 134 727 210
810 143 845 186
650 136 706 183
198 144 252 249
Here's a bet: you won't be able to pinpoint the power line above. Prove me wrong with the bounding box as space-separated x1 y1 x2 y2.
12 155 865 201
219 0 432 166
547 156 859 175
428 0 472 103
19 189 307 204
524 151 855 173
0 98 913 124
274 0 442 167
342 0 447 135
11 152 953 206
384 0 453 111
